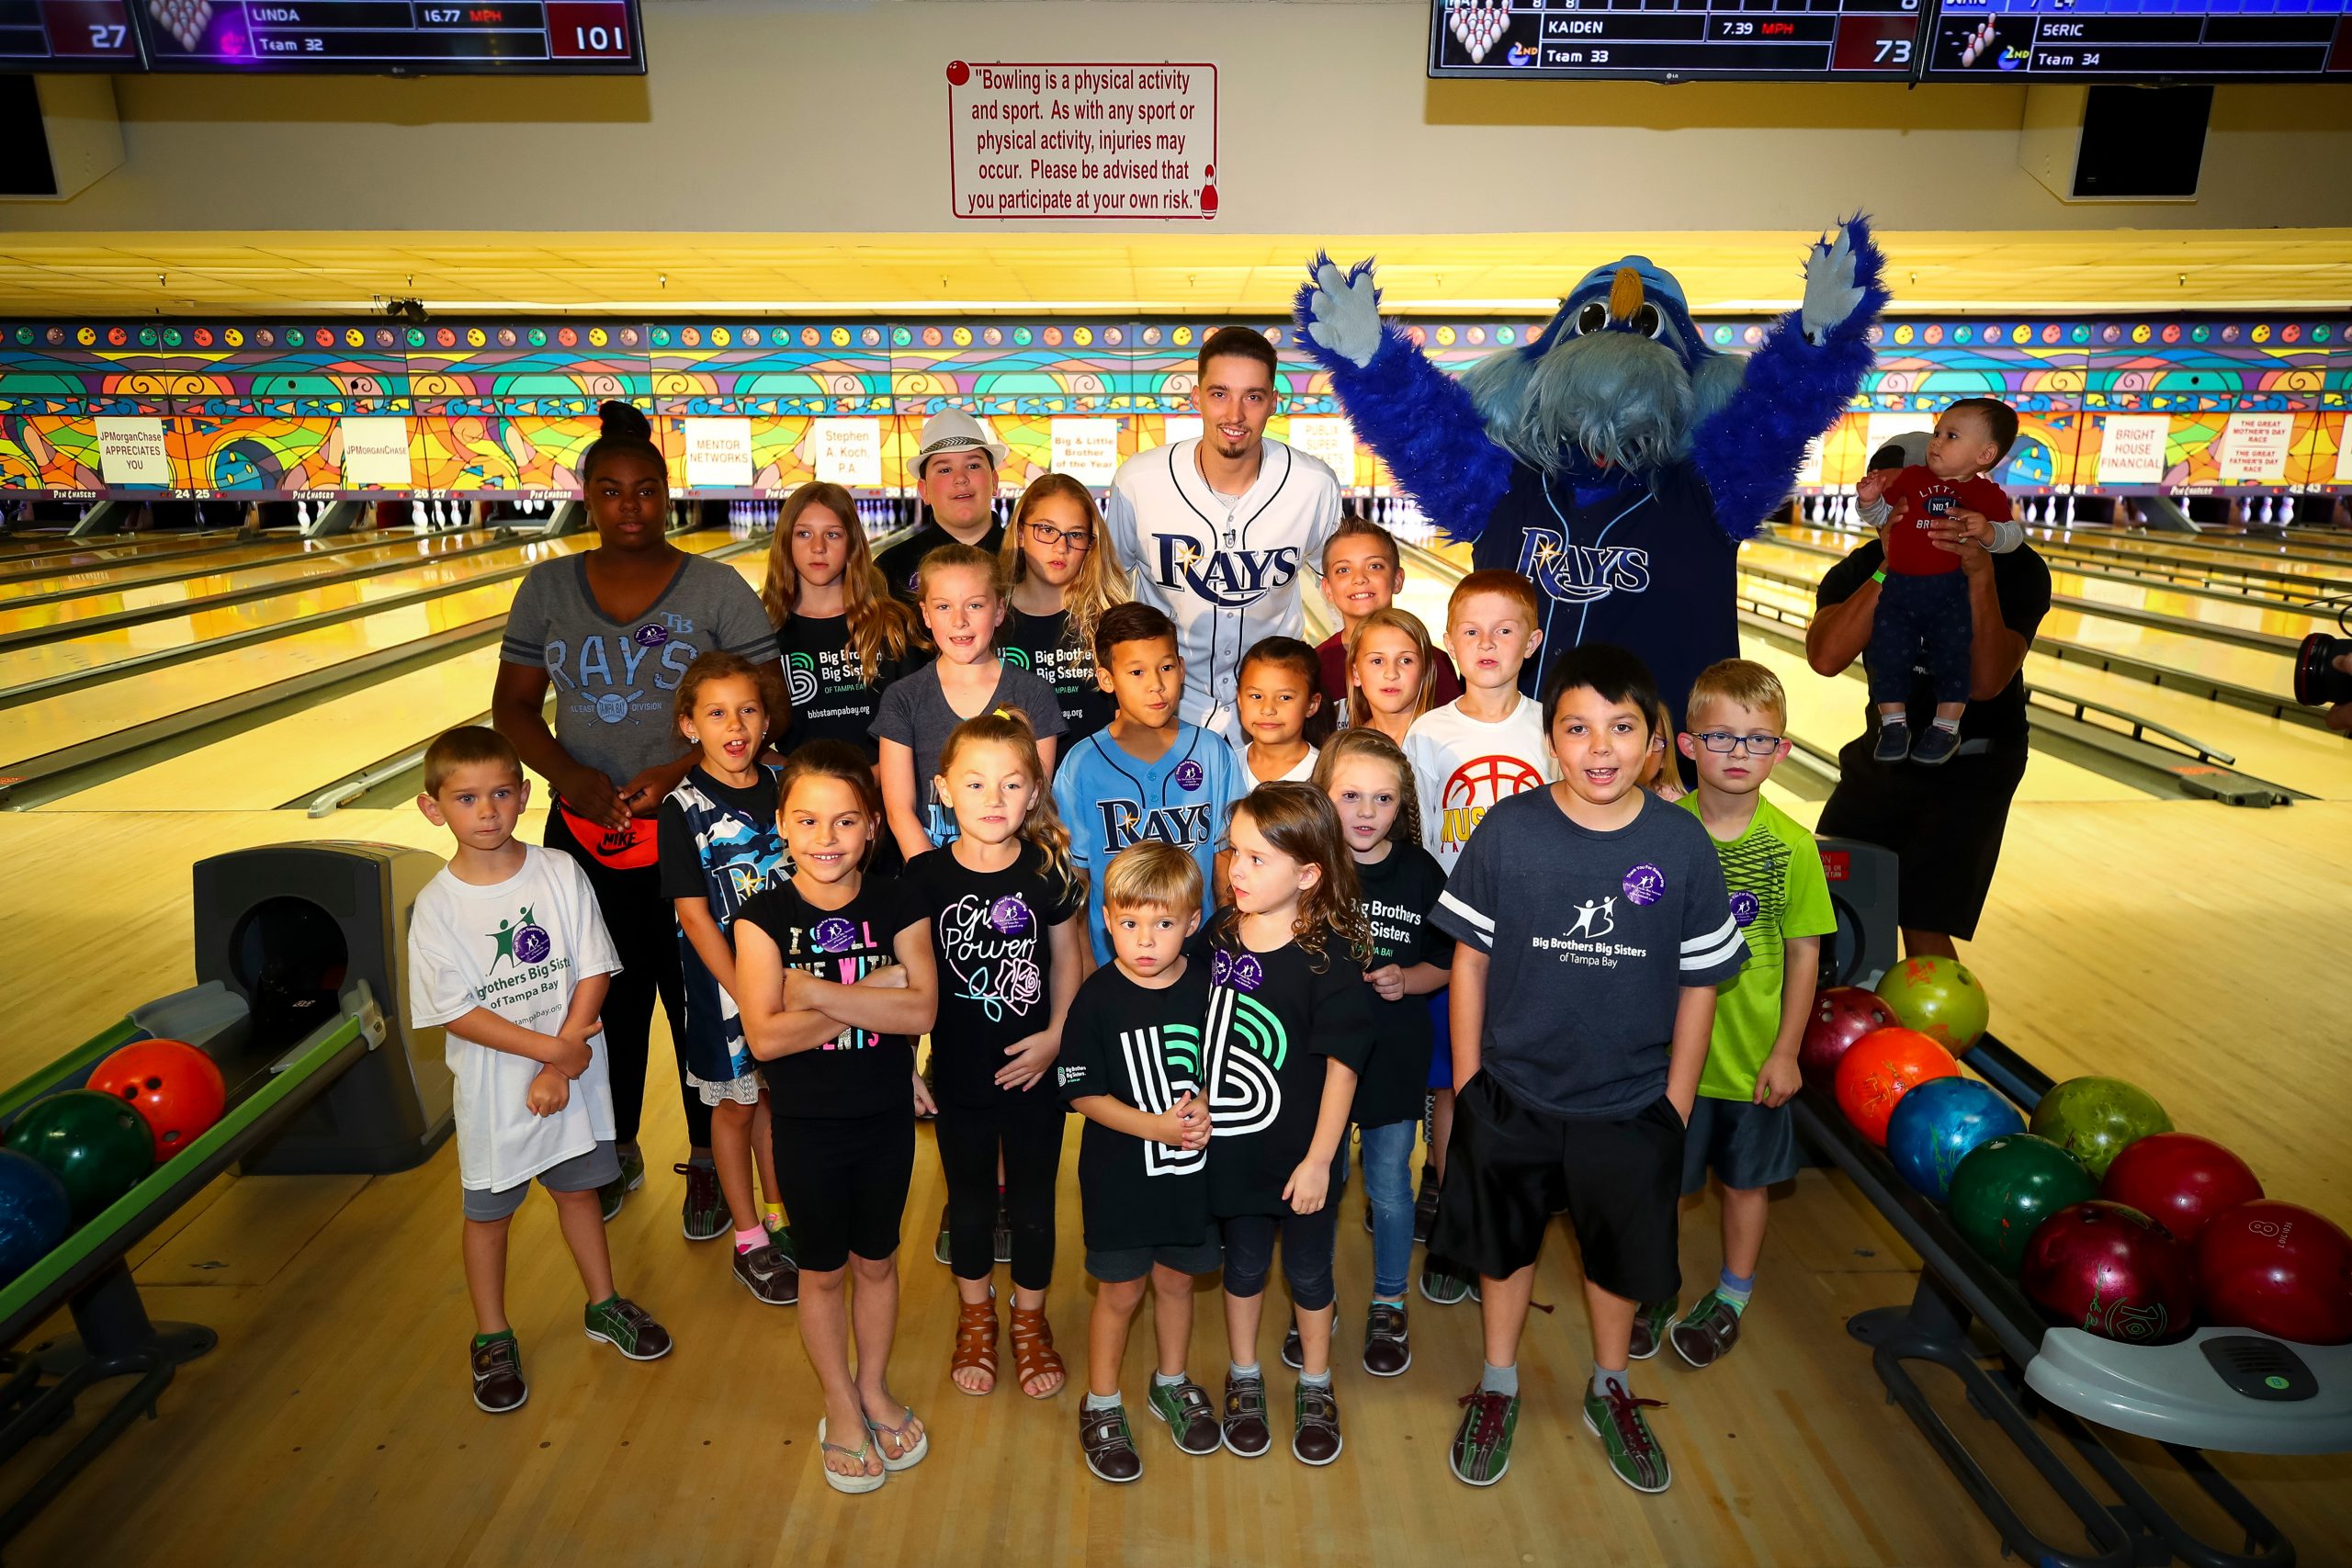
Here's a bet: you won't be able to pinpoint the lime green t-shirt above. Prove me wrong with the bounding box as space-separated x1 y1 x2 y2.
1679 795 1837 1101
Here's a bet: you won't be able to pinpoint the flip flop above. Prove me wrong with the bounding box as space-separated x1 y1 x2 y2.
817 1418 887 1495
865 1404 929 1472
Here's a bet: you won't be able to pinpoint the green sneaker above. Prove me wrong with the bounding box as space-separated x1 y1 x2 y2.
597 1145 646 1224
1146 1377 1221 1456
678 1162 726 1242
1449 1387 1519 1486
583 1296 673 1362
1669 1290 1744 1370
1582 1381 1671 1494
1629 1297 1677 1360
1419 1261 1471 1305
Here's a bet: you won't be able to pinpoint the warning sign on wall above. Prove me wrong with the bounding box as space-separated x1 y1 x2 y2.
947 62 1217 221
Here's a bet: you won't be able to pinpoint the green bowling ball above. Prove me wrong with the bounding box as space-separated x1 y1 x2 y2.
1873 955 1990 1053
2029 1076 2172 1182
4 1090 154 1226
1947 1134 2099 1275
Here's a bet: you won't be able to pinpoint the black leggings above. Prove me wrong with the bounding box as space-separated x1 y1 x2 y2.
1221 1201 1340 1313
933 1091 1065 1292
544 807 708 1151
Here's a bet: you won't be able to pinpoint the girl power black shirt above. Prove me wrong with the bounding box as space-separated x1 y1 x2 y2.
900 842 1085 1110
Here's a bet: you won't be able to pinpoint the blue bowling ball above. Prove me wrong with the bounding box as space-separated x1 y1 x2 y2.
0 1148 71 1288
1886 1077 2025 1203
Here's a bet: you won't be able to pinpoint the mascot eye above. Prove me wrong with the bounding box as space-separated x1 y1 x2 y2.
1634 303 1665 339
1574 301 1608 336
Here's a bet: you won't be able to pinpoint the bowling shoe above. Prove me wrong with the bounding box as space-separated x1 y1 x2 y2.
1292 1381 1343 1466
1081 1401 1143 1483
1629 1297 1677 1359
679 1161 727 1242
1282 1314 1302 1371
1668 1291 1742 1369
734 1241 799 1306
1363 1301 1411 1377
470 1334 526 1414
1221 1370 1272 1458
1584 1379 1672 1494
585 1296 674 1361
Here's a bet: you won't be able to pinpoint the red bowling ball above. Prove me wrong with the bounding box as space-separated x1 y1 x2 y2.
2196 1201 2352 1346
86 1039 227 1163
1802 986 1893 1088
2101 1133 2265 1246
2022 1200 2196 1344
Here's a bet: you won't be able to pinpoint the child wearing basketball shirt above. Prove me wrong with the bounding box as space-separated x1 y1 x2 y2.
1852 397 2023 767
1400 570 1558 1303
408 726 673 1418
1644 659 1835 1372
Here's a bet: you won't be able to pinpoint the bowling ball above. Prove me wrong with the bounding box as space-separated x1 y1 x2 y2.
2022 1200 2195 1344
2196 1201 2352 1346
2101 1133 2264 1246
1948 1134 2100 1275
1801 986 1892 1087
88 1039 228 1162
1873 955 1990 1053
3 1090 154 1225
1885 1076 2025 1203
1834 1027 1959 1146
0 1149 70 1288
2030 1077 2173 1182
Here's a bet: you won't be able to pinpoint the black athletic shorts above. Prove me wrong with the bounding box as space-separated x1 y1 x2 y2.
1428 1072 1684 1304
1816 739 2029 942
771 1107 914 1272
1679 1096 1800 1194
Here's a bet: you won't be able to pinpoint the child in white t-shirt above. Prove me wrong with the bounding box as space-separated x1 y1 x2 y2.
409 725 675 1417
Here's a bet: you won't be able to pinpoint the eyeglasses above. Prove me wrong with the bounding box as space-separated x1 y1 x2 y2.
1692 731 1784 754
1024 521 1093 553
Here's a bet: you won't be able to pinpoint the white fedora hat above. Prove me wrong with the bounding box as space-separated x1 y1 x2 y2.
909 410 1008 478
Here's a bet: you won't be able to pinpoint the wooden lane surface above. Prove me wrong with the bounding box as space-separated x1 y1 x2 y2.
0 531 244 570
1781 523 2352 589
0 531 447 603
0 531 500 637
50 555 765 813
1 798 2347 1565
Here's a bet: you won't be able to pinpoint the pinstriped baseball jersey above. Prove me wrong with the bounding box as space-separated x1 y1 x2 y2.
1105 437 1343 740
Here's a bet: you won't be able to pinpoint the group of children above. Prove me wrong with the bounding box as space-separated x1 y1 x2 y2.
406 484 1865 1498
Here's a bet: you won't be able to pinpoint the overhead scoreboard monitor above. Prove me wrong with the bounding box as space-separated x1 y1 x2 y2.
0 0 141 66
1923 0 2352 79
1428 0 1928 79
134 0 644 73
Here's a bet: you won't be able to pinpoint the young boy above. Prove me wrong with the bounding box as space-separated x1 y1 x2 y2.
1238 636 1323 784
1647 660 1834 1371
1429 645 1745 1494
1852 397 2022 767
1401 569 1558 1303
1056 602 1252 964
1057 843 1223 1483
407 726 674 1416
1314 515 1463 719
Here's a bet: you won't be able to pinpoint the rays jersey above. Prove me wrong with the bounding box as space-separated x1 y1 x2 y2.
1053 721 1250 964
1107 436 1343 745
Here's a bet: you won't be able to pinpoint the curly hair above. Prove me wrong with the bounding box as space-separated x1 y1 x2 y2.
1310 727 1422 849
1217 782 1373 973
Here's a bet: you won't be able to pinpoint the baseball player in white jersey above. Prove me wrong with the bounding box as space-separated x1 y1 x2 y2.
1106 326 1343 750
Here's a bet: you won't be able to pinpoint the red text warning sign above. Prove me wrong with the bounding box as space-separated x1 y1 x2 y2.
947 62 1217 221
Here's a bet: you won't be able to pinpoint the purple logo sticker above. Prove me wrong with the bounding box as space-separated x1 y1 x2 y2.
811 918 856 954
986 896 1031 936
1729 891 1758 928
1172 760 1204 792
1623 863 1666 907
514 922 550 964
633 622 670 648
1214 950 1264 992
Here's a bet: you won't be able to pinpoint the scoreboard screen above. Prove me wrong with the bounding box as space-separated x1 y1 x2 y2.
134 0 644 73
1923 0 2352 79
0 0 141 67
1428 0 1928 81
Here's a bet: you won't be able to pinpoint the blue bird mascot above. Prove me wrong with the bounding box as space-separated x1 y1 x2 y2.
1294 220 1888 728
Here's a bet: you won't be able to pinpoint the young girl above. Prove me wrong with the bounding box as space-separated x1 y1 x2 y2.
657 652 797 1305
1344 608 1441 746
761 481 918 761
1001 473 1129 747
872 544 1066 862
1313 729 1451 1378
1639 695 1688 803
1205 783 1375 1468
903 712 1086 1400
735 742 939 1494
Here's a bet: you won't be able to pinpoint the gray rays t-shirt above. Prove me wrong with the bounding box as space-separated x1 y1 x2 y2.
502 553 779 787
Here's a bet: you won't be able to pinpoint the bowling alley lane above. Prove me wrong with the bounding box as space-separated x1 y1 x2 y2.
52 555 769 811
0 530 500 637
0 529 483 604
0 531 253 584
0 533 597 695
1780 522 2352 592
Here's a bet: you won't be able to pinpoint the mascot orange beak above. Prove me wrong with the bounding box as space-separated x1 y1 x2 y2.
1608 267 1645 326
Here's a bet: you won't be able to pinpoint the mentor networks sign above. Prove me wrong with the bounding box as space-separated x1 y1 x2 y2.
948 62 1217 220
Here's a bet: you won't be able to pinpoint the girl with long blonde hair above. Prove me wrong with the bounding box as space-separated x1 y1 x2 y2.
762 481 917 757
1001 473 1131 746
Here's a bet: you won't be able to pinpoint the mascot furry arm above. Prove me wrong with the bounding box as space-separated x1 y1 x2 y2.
1291 219 1888 545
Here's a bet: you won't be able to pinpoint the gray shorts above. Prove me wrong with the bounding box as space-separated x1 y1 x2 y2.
1086 1231 1225 1284
463 1140 620 1223
1679 1098 1799 1195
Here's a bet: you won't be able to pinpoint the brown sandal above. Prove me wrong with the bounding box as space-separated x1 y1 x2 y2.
952 1296 998 1395
1009 1305 1066 1400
